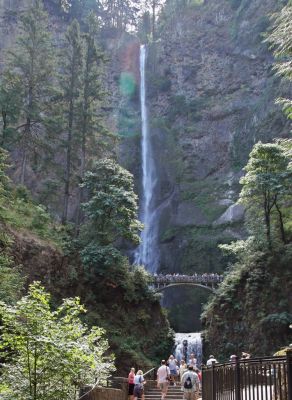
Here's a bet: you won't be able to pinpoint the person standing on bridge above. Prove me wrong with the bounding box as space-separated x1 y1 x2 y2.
181 366 200 400
157 360 170 400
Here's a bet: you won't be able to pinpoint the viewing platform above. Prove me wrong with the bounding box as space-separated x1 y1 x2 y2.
152 273 224 292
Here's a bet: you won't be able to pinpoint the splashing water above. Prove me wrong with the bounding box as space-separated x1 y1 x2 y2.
174 333 203 368
134 45 160 273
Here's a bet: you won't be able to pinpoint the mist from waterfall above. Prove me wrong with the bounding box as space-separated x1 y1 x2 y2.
134 44 160 273
174 333 203 368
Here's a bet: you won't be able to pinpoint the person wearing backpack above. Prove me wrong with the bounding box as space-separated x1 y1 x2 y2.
133 370 146 400
181 366 200 400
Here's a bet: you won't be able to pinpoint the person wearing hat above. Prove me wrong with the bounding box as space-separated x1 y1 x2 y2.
206 355 218 367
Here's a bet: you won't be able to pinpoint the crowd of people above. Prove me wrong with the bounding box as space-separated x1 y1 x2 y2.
127 352 252 400
128 353 202 400
205 352 251 367
153 273 224 285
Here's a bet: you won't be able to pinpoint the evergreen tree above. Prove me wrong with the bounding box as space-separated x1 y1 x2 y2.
146 0 163 40
5 0 56 184
79 159 142 277
101 0 142 30
239 141 292 248
267 3 292 119
75 13 108 230
60 20 83 224
0 72 22 147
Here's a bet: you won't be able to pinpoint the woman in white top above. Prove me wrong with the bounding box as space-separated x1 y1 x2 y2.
179 360 188 382
134 370 146 400
168 355 178 386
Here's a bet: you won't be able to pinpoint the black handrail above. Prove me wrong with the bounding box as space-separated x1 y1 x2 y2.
202 352 292 400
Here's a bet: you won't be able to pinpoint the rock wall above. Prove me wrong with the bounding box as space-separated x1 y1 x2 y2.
125 0 290 330
80 386 125 400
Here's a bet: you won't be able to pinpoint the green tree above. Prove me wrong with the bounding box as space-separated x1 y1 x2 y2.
79 159 142 276
0 231 23 304
6 0 56 184
75 13 108 230
60 20 83 224
0 72 22 147
101 0 142 30
267 3 292 119
239 141 292 248
0 282 114 400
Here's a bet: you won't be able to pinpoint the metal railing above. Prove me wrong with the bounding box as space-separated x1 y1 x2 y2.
202 351 292 400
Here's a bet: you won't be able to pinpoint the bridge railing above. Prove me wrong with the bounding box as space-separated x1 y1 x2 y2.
202 351 292 400
153 273 224 286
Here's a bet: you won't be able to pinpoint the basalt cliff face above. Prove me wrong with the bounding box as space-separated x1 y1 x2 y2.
0 0 290 332
123 0 290 330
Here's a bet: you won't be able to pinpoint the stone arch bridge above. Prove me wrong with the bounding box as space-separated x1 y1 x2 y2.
152 273 223 293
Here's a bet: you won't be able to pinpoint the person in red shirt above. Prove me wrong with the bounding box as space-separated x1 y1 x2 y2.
128 367 135 400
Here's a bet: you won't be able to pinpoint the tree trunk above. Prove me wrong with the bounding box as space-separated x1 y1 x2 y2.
75 42 91 234
275 202 287 244
62 46 78 224
62 97 74 225
264 194 272 249
20 148 27 185
152 1 156 41
1 110 7 146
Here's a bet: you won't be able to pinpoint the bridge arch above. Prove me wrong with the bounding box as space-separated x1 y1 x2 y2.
154 282 215 293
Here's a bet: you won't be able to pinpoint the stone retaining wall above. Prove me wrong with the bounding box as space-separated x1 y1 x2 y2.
80 387 124 400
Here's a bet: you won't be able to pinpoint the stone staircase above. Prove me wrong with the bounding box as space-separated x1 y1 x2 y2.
144 384 184 400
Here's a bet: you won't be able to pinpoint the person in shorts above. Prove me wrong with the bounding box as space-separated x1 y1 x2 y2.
181 366 200 400
134 370 146 400
168 355 178 386
157 360 170 400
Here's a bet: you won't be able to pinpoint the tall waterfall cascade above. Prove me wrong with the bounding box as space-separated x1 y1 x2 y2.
174 333 203 367
134 45 160 273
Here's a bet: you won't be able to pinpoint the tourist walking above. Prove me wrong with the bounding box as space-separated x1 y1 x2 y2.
206 354 218 367
179 360 188 382
188 353 197 368
128 367 135 400
134 370 146 400
168 355 178 386
157 360 170 400
181 366 200 400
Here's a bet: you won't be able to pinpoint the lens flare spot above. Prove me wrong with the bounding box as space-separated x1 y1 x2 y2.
119 72 136 96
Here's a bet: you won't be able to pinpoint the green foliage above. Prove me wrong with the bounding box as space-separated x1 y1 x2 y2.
266 3 292 118
239 141 292 247
6 0 57 184
203 140 292 360
81 158 142 247
0 147 64 246
0 71 22 146
0 282 114 400
0 231 23 304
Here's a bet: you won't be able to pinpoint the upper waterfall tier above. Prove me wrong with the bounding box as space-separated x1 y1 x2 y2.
134 45 160 273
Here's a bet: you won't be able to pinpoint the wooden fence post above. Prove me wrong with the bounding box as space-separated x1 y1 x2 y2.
287 349 292 400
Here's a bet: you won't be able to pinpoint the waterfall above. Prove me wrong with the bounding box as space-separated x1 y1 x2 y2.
174 333 203 368
134 44 160 273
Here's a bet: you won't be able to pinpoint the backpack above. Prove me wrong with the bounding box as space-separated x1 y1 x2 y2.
184 376 193 390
